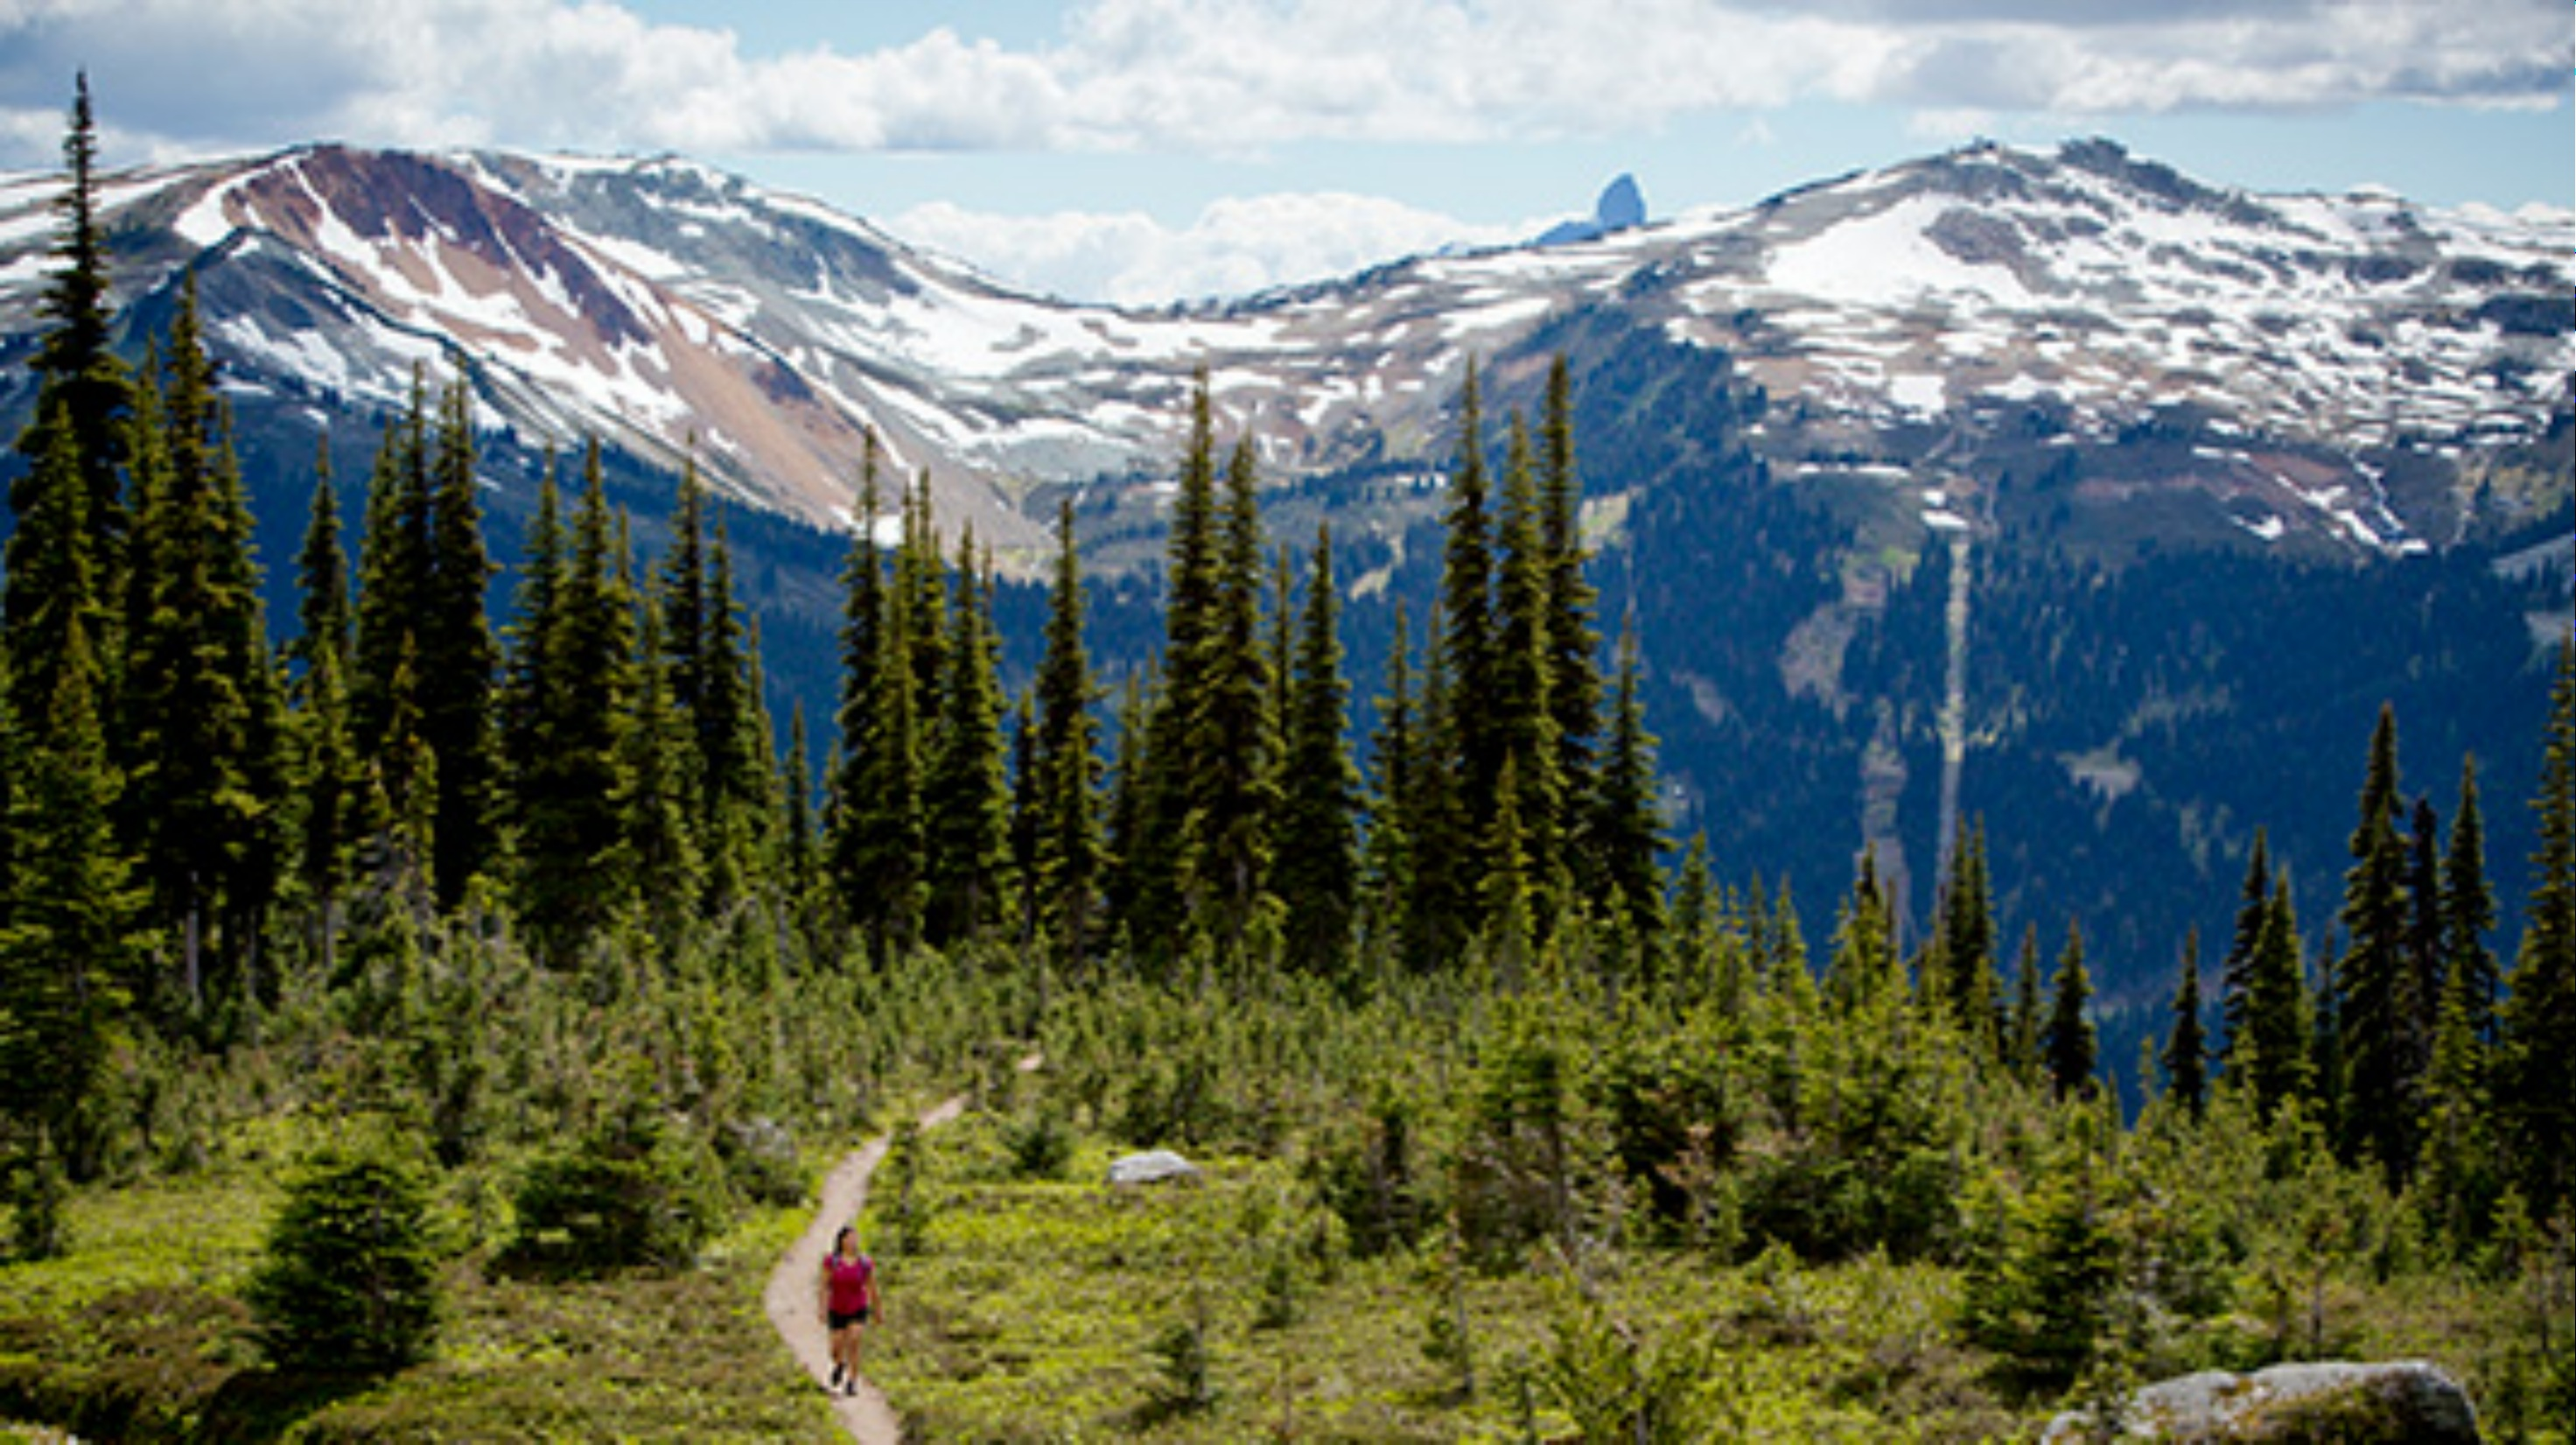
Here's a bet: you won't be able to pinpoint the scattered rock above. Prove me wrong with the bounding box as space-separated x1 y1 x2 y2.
2046 1359 2480 1442
1106 1149 1200 1187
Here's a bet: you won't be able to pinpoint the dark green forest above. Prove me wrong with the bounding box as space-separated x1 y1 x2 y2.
4 82 2573 1442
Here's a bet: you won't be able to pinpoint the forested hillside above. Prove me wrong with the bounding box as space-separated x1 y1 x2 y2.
3 82 2572 1443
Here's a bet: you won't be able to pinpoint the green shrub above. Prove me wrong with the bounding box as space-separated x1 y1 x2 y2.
246 1147 443 1374
506 1109 725 1273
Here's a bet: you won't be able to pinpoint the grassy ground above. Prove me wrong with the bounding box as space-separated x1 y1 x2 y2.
860 1108 2040 1442
0 1146 844 1442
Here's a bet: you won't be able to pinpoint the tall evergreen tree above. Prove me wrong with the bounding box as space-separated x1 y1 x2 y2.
1439 364 1500 837
2242 875 2312 1118
1272 528 1362 979
115 275 284 1012
824 435 888 943
2218 831 2274 1061
1180 436 1278 953
514 445 635 964
2162 933 2208 1119
2500 635 2576 1213
1933 819 1999 1050
16 74 130 621
1536 357 1601 886
1592 621 1666 946
922 536 1012 947
351 377 432 774
1030 501 1104 974
2044 921 2098 1099
1490 416 1564 909
287 447 363 960
2443 755 2499 1047
1361 606 1423 970
0 607 142 1191
415 375 499 907
2338 705 2420 1180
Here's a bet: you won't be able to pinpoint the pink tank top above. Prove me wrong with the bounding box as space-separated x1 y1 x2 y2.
827 1252 873 1314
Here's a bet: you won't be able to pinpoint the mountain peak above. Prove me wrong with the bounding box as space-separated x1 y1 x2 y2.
1535 172 1648 248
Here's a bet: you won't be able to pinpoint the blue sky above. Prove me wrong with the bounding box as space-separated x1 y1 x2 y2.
3 0 2567 302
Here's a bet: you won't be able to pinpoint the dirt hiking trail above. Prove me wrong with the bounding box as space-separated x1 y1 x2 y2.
764 1091 970 1443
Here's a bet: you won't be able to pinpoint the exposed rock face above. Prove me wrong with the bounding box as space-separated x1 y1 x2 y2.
2046 1360 2481 1442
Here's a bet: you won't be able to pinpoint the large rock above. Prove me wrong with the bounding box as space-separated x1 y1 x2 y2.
2045 1360 2479 1442
1106 1149 1200 1186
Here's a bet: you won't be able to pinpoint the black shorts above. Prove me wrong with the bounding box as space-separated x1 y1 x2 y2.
829 1307 871 1330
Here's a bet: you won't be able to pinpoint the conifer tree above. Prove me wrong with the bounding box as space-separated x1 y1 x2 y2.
2500 635 2576 1212
17 74 130 620
2006 922 2045 1081
1361 606 1422 969
1934 820 1998 1047
351 377 432 774
1491 417 1564 911
1537 357 1602 885
1118 378 1222 960
2242 875 2312 1118
288 447 363 961
2338 705 2420 1179
1825 851 1899 1012
1593 621 1666 946
1440 364 1500 836
1030 501 1104 974
514 445 635 963
825 436 888 941
923 536 1012 947
2162 933 2208 1119
2218 831 2274 1059
2044 922 2097 1099
1180 437 1278 953
116 275 284 1012
0 423 141 1196
1272 528 1362 979
2444 755 2498 1047
416 375 499 907
612 547 697 932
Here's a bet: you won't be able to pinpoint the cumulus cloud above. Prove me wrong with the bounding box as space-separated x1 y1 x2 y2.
892 193 1529 305
2 0 2563 170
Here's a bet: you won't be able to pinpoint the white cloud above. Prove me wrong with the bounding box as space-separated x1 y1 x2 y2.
892 192 1529 305
4 0 2564 171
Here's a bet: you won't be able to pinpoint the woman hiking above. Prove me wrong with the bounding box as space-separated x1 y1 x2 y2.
819 1225 877 1395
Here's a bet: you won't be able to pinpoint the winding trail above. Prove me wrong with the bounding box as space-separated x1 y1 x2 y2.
765 1092 971 1443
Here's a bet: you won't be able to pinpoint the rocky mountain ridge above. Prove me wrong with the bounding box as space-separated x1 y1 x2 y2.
3 137 2566 569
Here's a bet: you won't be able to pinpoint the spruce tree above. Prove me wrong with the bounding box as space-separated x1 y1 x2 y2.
922 536 1012 947
1491 416 1564 910
514 445 635 963
2044 922 2097 1099
416 375 499 907
2162 933 2208 1119
1440 363 1499 837
351 377 432 773
1180 437 1278 954
2444 755 2499 1047
1593 622 1666 946
2243 875 2312 1118
2338 705 2419 1180
115 275 284 1012
0 425 141 1195
1537 357 1602 886
1361 606 1423 971
2500 635 2576 1213
17 74 130 620
288 448 363 963
1272 528 1362 979
825 436 889 941
2218 831 2274 1061
1935 820 1998 1048
1030 500 1104 974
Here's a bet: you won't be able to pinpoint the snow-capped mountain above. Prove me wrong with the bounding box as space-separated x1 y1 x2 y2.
1 137 2565 566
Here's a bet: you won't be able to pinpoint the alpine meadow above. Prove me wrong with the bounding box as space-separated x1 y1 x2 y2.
1 74 2572 1444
